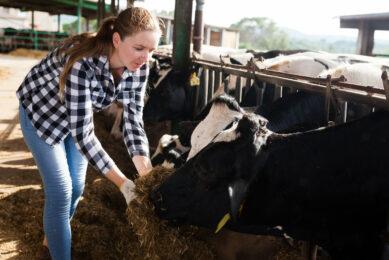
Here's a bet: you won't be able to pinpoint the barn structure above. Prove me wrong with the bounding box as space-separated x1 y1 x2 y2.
340 12 389 56
158 14 239 48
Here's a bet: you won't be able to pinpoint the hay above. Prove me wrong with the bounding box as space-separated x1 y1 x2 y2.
127 166 216 260
8 48 49 59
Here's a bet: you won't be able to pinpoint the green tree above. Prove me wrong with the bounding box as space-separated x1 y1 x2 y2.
230 17 288 50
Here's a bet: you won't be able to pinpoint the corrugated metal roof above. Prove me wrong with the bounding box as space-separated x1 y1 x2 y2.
0 0 111 18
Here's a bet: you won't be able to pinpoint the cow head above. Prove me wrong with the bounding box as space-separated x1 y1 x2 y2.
153 113 271 230
151 134 190 169
143 66 200 125
187 94 248 160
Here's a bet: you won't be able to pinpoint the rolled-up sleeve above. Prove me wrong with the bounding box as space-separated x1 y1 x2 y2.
65 59 115 174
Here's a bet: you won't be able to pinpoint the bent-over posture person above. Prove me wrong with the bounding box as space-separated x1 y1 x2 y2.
16 7 161 260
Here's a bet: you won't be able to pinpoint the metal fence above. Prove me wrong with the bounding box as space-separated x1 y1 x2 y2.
0 28 69 52
189 55 389 123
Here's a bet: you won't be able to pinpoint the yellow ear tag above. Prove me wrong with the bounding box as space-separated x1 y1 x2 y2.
215 213 231 234
190 72 200 86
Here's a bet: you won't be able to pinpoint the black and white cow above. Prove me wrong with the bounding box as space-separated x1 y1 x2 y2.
153 111 389 260
150 134 190 168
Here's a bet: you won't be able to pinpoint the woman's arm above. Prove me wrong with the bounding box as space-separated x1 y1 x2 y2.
132 155 152 176
105 164 127 188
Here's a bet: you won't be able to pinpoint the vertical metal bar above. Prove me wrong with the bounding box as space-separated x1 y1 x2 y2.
244 78 252 96
57 14 61 32
215 71 221 92
224 75 230 93
235 76 242 103
34 30 37 50
111 0 118 16
86 18 89 32
341 101 348 123
193 0 204 53
31 10 34 30
201 68 209 108
273 86 282 101
381 71 389 109
208 69 214 101
255 81 265 106
173 0 193 72
77 0 82 33
325 75 332 123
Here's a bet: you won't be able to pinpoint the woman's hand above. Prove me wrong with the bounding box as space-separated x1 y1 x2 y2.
120 179 136 205
105 165 136 204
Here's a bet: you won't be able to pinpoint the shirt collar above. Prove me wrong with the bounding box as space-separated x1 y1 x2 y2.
103 54 134 79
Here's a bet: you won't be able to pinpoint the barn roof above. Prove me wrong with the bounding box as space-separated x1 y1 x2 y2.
0 0 110 18
340 12 389 30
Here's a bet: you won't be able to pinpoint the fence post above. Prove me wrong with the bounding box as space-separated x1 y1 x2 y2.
33 30 38 50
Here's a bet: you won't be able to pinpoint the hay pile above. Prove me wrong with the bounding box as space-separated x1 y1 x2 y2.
128 166 216 260
8 48 49 59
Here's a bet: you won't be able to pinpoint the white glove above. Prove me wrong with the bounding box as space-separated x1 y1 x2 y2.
120 179 136 205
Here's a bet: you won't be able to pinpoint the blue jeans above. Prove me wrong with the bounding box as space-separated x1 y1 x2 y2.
19 104 87 260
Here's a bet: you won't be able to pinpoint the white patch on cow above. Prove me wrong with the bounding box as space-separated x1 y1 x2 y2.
230 53 254 65
187 103 243 160
161 161 175 169
151 134 178 160
151 134 190 161
264 52 340 77
254 129 273 149
212 121 240 143
318 62 385 89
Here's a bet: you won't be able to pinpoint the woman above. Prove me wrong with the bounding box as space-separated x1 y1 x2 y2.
16 7 161 260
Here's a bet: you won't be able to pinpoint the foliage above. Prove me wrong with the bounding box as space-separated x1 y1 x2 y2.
230 17 288 50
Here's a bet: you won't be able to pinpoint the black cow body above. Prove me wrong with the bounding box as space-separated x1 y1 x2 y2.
256 91 329 132
154 111 389 260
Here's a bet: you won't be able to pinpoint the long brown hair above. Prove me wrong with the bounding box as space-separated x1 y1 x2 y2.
57 7 161 101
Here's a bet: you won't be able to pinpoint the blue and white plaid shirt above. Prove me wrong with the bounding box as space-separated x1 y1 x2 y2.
16 49 150 174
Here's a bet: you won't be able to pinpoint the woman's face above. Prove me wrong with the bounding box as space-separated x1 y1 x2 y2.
112 30 159 72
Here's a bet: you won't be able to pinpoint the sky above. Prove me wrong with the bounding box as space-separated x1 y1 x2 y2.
133 0 389 41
